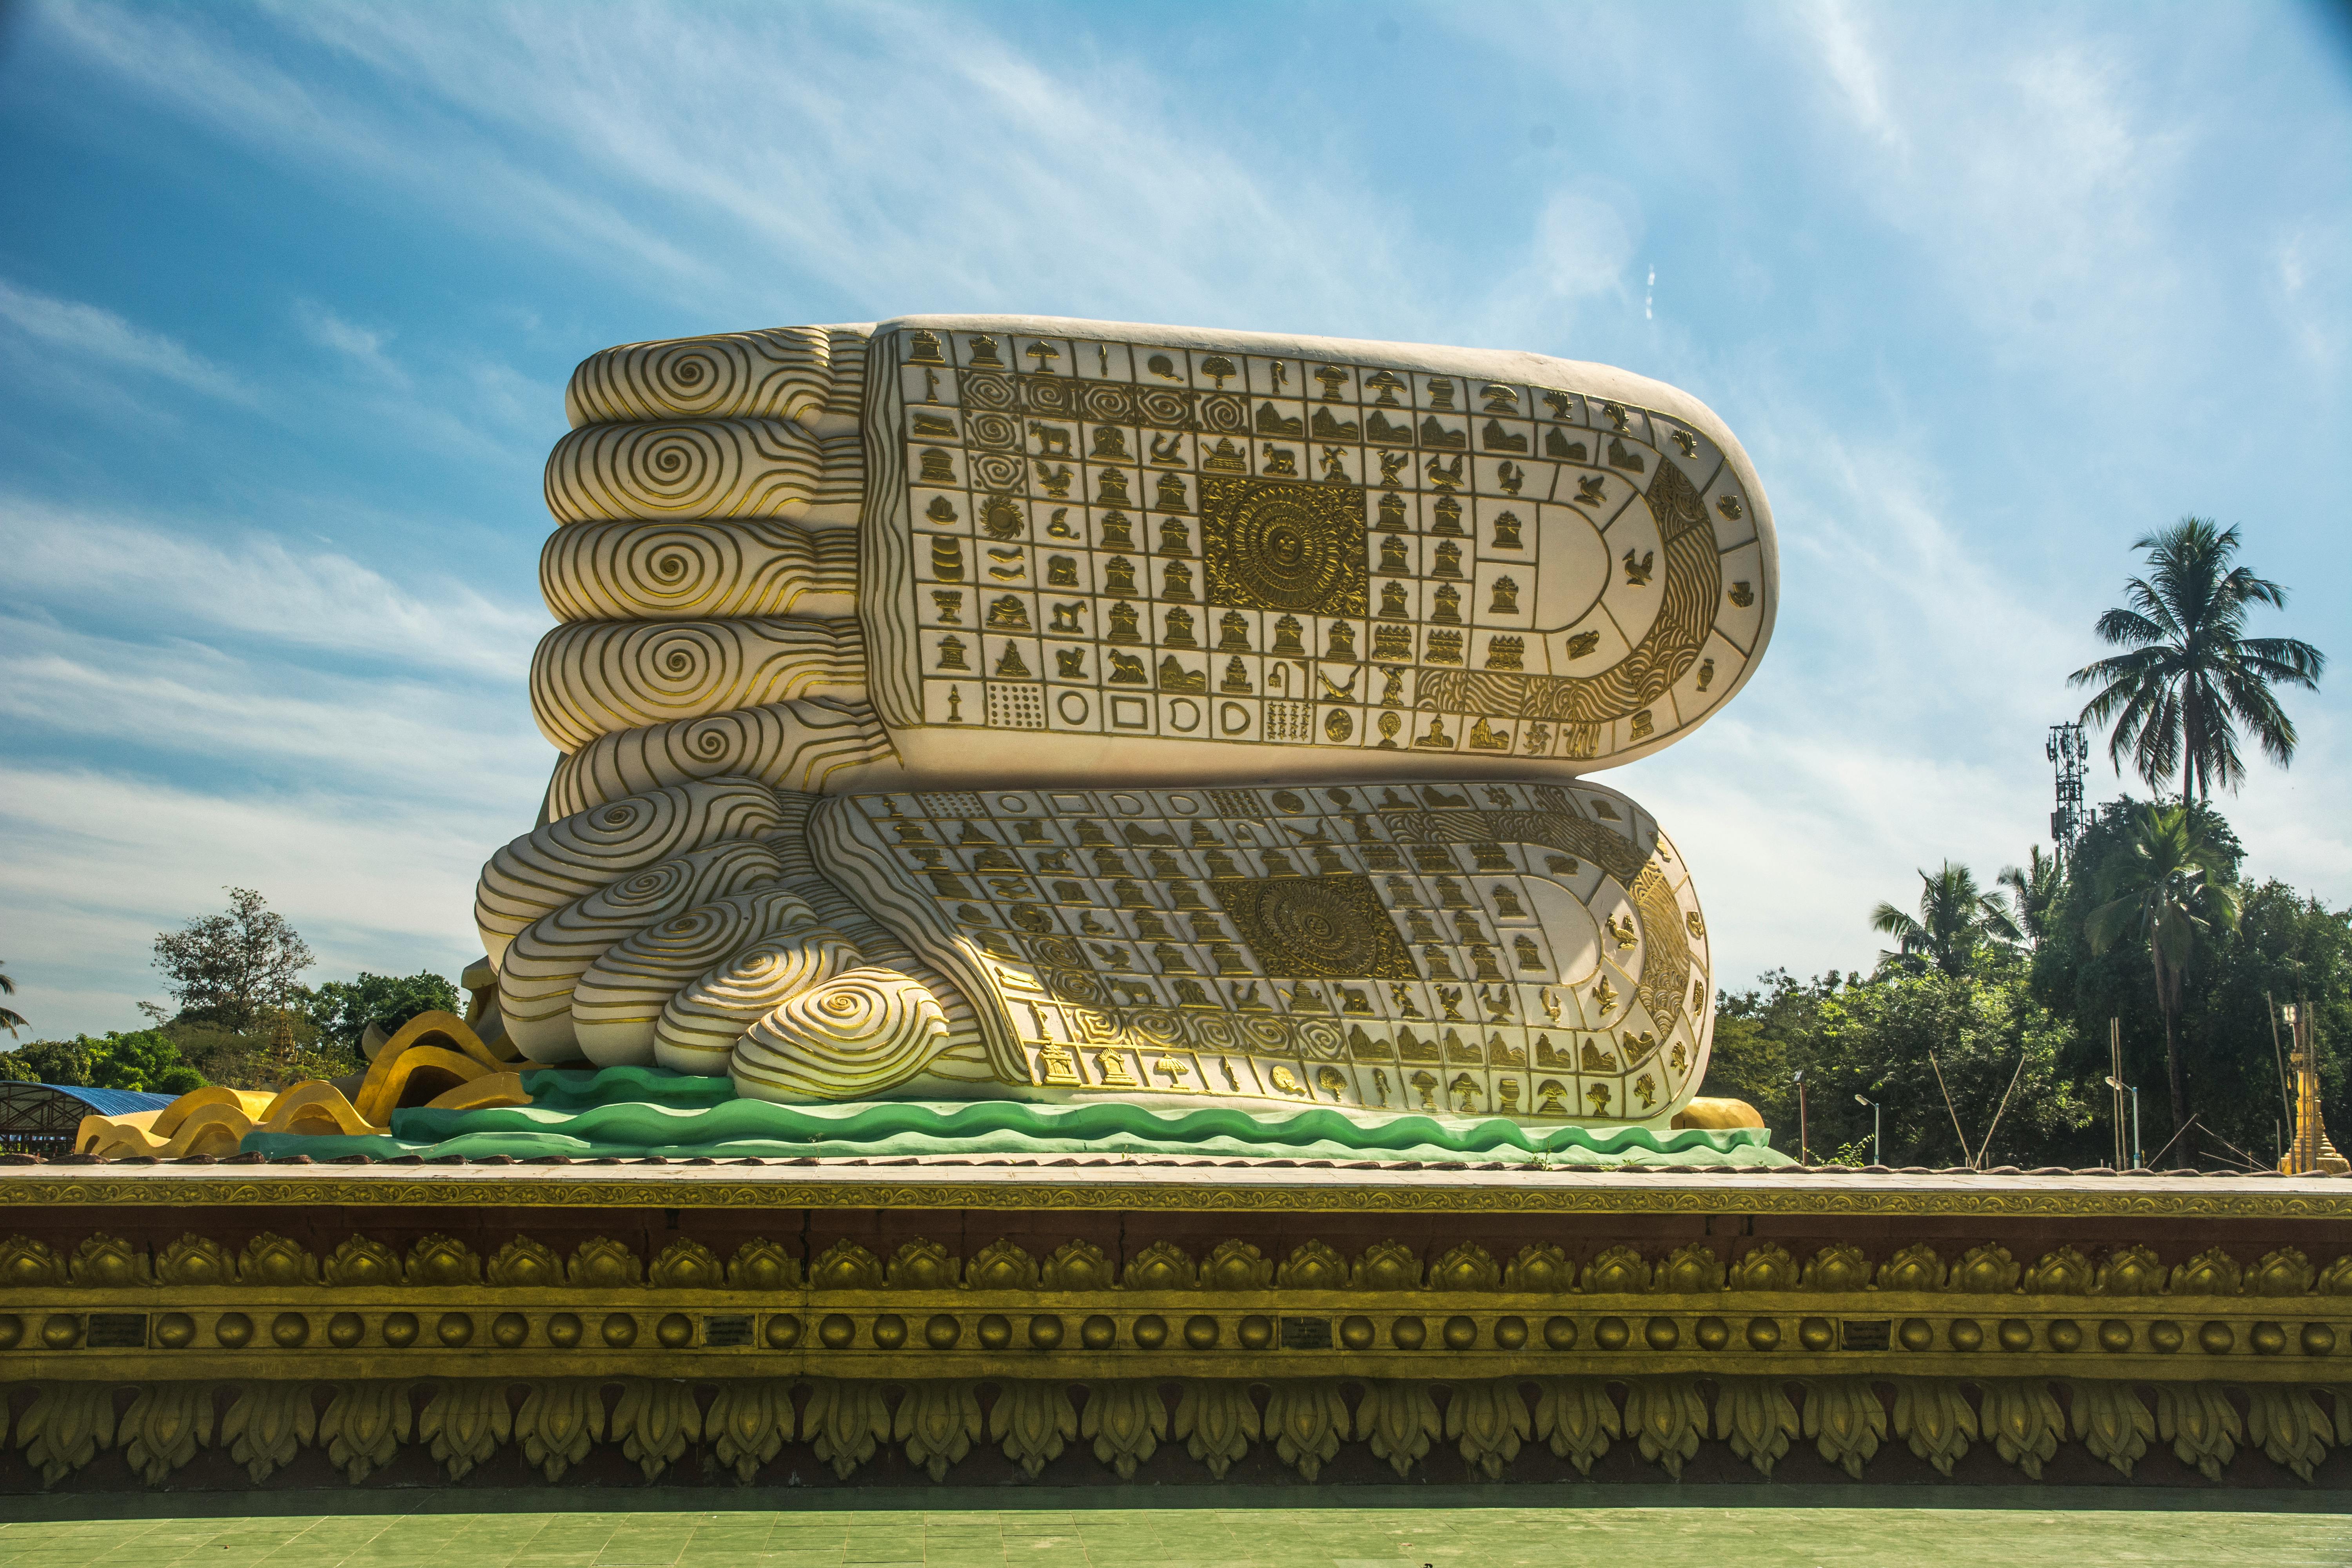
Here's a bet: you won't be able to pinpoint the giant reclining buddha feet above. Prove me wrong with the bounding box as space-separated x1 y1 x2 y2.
475 771 1713 1123
485 316 1777 1130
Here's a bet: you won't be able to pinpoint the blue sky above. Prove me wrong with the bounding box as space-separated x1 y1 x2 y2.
2 0 2345 1039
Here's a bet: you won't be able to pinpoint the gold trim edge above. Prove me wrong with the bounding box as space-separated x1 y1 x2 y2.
4 1172 2352 1218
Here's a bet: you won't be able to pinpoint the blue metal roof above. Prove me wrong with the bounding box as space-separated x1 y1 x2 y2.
27 1084 178 1114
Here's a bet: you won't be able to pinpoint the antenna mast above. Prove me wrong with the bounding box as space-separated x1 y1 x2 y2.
2047 721 2087 864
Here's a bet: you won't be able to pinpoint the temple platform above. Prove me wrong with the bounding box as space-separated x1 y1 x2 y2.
1 1157 2346 1492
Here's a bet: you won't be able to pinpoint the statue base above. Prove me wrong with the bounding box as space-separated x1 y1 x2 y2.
234 1070 1787 1166
2 1158 2348 1492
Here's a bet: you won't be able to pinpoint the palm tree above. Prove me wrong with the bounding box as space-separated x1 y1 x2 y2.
1998 848 2063 947
1871 862 2022 977
2087 803 2241 1167
0 960 24 1038
2071 518 2325 804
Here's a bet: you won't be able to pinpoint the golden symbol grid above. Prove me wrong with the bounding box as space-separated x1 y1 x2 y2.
892 330 1762 760
846 780 1707 1120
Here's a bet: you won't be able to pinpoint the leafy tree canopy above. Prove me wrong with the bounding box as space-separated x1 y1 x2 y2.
0 1031 205 1094
1707 796 2348 1172
152 888 314 1033
306 971 460 1053
2071 517 2325 804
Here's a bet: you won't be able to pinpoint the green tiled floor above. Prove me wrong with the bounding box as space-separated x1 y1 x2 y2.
0 1499 2348 1568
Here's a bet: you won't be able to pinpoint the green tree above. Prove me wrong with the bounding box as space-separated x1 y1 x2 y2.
0 1033 203 1094
1701 969 1852 1134
1870 862 2022 977
2070 518 2325 804
0 959 25 1038
1700 966 2085 1166
152 888 314 1032
2176 882 2352 1169
306 971 460 1054
0 1037 94 1085
2086 803 2242 1167
1999 848 2064 947
1805 969 2086 1167
84 1031 205 1094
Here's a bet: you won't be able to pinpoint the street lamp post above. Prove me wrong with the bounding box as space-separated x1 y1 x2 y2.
1855 1094 1880 1167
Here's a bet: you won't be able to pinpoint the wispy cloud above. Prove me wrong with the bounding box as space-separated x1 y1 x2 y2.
0 497 545 680
1800 0 1908 154
0 277 251 401
11 0 2344 1031
295 299 408 385
0 764 517 1036
40 2 722 302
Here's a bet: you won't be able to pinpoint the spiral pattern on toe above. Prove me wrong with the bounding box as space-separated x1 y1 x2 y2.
564 327 837 426
497 842 786 1060
652 929 864 1076
544 419 828 524
570 888 822 1067
474 779 783 965
731 966 952 1103
530 616 867 750
540 519 857 622
546 697 895 818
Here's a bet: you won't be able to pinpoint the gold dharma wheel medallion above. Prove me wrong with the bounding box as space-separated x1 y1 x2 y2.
1203 477 1366 616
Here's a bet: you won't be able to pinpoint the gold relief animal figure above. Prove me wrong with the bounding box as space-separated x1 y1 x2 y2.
1028 422 1073 458
1604 914 1637 950
1622 548 1654 586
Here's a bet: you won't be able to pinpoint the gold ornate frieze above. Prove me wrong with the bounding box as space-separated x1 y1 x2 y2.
4 1228 2347 1487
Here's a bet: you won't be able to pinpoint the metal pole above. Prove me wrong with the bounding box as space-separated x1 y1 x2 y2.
1794 1071 1808 1165
2109 1018 2125 1170
2131 1087 2141 1171
1874 1102 1882 1166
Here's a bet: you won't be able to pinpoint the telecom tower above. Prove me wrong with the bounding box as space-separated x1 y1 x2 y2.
2047 720 2088 862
